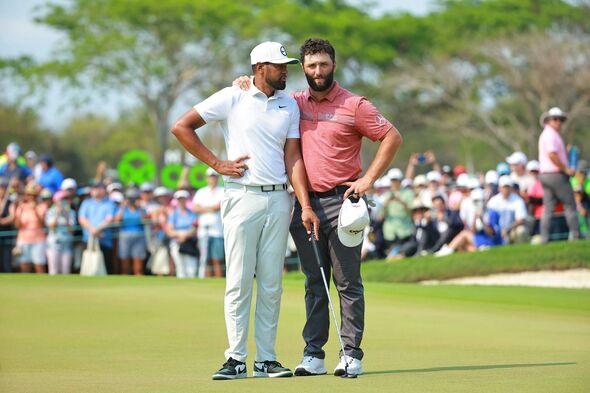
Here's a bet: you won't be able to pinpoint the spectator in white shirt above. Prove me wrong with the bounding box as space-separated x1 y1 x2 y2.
192 168 225 278
487 175 529 244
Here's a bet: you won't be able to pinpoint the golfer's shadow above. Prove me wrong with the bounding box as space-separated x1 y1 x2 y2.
364 362 576 376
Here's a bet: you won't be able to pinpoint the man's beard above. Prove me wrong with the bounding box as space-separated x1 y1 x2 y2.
305 69 334 91
266 76 286 91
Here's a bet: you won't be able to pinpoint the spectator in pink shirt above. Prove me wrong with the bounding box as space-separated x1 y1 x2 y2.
14 183 48 273
537 107 579 243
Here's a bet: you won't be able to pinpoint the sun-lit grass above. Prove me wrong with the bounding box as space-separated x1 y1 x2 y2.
1 274 589 393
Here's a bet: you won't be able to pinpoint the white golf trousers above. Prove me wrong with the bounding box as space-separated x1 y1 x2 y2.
221 184 292 362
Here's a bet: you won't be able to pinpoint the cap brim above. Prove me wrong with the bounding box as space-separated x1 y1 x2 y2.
268 58 299 64
337 225 364 248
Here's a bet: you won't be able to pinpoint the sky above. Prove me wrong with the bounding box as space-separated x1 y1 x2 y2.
0 0 435 129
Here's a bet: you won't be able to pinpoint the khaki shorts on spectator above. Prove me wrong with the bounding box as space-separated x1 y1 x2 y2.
17 242 47 265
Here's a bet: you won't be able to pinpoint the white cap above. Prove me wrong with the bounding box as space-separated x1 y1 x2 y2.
456 173 470 188
426 170 441 183
206 167 219 177
401 178 413 189
154 186 171 198
375 176 391 189
470 188 485 201
140 182 154 192
250 41 299 65
498 175 513 188
506 151 527 166
467 177 481 190
60 178 77 190
414 174 427 187
484 170 498 185
174 189 190 199
526 160 540 172
387 168 403 181
107 182 122 193
110 191 124 203
337 198 370 248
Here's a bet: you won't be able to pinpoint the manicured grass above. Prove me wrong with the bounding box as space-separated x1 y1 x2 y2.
1 275 589 392
358 240 590 283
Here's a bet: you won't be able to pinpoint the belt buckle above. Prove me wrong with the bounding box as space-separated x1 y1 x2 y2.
261 185 275 192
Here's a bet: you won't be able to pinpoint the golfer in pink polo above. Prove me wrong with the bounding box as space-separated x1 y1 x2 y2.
289 38 403 377
538 107 579 243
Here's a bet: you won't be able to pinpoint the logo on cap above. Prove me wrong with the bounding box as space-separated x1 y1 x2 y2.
280 46 287 56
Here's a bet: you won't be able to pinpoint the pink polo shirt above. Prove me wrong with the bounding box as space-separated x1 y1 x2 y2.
292 82 392 192
538 125 567 174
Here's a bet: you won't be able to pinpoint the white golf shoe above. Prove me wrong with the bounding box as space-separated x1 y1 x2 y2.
333 356 363 376
294 356 328 376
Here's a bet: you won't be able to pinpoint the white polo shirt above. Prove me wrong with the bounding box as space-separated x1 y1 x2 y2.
194 82 300 186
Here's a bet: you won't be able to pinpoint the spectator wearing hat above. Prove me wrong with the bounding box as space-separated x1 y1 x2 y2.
538 107 579 243
0 178 16 272
139 182 158 214
487 176 529 244
114 188 148 275
78 182 117 274
38 154 64 194
410 199 440 256
192 168 225 278
380 168 415 259
13 183 48 273
484 170 499 202
0 143 32 187
166 190 199 278
506 151 533 197
25 150 43 182
45 190 76 274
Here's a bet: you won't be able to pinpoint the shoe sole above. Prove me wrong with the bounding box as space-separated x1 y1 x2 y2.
253 371 293 378
212 373 247 380
334 369 362 377
294 367 327 376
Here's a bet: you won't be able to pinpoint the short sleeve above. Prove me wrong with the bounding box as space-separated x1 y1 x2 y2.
287 102 300 139
514 197 528 221
354 98 393 141
78 200 88 219
194 87 234 123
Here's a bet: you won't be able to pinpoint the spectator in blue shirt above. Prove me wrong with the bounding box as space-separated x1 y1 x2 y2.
38 154 64 194
78 182 116 274
114 188 148 275
166 190 198 278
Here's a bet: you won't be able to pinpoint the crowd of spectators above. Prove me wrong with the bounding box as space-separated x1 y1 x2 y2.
362 148 589 260
0 142 226 277
1 132 588 275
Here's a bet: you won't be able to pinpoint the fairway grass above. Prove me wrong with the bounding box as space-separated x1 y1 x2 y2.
1 275 589 393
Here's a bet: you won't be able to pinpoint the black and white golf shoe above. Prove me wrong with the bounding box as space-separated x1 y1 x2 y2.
253 360 293 378
212 357 247 380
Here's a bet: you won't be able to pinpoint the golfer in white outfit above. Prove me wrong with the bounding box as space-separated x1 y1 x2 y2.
171 41 319 380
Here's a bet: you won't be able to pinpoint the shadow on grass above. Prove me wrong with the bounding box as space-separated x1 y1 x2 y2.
364 362 576 376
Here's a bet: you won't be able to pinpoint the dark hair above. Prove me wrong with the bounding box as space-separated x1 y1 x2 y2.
299 38 335 64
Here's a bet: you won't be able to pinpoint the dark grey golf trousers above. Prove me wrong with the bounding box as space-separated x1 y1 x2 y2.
290 193 365 360
539 172 580 243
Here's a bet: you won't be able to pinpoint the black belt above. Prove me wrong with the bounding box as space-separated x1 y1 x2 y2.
309 185 349 198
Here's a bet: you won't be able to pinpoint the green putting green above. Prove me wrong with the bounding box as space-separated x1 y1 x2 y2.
1 274 589 393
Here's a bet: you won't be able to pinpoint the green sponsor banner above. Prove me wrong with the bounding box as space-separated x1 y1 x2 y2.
160 164 183 189
117 150 157 186
117 150 216 189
